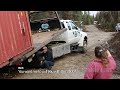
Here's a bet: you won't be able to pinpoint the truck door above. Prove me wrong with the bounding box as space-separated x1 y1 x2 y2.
17 11 32 50
68 21 80 43
65 21 76 44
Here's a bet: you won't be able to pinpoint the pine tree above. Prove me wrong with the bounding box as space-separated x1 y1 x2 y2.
95 11 120 31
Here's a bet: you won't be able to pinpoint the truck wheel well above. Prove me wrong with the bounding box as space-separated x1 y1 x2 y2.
84 36 88 44
84 36 87 39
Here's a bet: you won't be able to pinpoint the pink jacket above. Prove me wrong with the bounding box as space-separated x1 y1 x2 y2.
84 56 116 79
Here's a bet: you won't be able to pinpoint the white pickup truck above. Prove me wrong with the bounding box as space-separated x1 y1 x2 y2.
115 23 120 32
48 19 88 58
30 12 88 60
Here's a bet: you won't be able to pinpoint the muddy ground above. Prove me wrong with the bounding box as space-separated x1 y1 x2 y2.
108 32 120 74
2 25 120 79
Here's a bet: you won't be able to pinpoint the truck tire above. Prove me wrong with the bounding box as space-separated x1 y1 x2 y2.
83 40 87 53
78 40 87 53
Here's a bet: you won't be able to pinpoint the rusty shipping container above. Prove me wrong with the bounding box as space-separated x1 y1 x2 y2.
0 11 33 68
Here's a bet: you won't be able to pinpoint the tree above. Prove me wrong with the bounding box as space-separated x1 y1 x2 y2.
30 11 94 25
95 11 120 31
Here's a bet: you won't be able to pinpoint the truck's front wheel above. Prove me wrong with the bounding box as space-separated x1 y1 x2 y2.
82 40 87 53
78 40 87 53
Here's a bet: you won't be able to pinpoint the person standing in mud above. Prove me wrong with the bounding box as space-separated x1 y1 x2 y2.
84 46 116 79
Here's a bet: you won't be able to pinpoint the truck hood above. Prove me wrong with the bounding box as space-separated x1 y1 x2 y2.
80 31 87 36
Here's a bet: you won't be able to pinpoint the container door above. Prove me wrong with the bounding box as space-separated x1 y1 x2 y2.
17 11 32 50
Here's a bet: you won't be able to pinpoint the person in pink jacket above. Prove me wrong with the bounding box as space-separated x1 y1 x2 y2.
84 46 116 79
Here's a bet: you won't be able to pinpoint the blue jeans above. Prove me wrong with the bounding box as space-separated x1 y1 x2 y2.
44 60 54 69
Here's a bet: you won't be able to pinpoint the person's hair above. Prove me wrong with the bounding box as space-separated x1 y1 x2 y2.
42 46 47 51
95 46 109 67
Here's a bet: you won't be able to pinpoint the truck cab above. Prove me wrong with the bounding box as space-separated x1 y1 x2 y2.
53 20 87 47
62 20 87 46
60 20 81 44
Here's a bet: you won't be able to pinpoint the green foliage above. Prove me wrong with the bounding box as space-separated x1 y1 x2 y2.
95 11 120 31
58 11 94 25
30 11 94 25
30 11 55 21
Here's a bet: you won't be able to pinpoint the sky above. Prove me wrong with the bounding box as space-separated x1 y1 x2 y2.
89 11 98 16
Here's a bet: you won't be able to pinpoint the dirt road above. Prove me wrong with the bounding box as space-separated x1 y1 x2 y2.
12 25 119 79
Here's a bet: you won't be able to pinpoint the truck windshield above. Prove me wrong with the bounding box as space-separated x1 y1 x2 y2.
70 21 78 30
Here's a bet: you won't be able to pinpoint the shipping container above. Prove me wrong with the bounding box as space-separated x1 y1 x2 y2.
0 11 33 68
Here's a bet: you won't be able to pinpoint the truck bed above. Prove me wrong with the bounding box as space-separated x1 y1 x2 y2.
33 29 66 48
9 29 66 65
25 29 66 58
